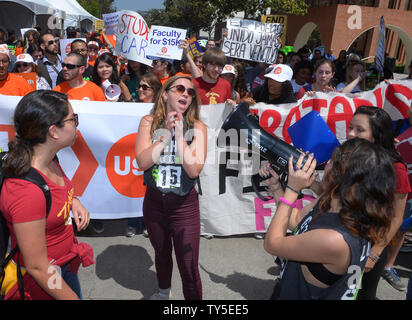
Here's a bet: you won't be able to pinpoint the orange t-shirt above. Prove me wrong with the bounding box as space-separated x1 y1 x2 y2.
54 80 106 101
159 75 172 85
0 73 34 96
100 33 116 48
174 72 191 78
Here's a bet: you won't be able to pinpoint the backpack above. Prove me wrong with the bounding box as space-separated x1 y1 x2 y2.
0 152 52 300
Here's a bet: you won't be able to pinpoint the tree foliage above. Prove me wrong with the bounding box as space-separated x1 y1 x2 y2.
77 0 116 18
141 0 309 37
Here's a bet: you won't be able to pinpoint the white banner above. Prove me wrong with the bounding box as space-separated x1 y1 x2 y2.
0 80 411 232
222 19 282 64
114 10 152 67
146 25 187 60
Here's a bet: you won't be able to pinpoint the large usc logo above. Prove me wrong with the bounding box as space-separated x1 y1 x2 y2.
105 133 146 198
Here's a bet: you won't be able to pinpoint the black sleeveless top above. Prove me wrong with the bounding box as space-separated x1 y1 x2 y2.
144 121 196 196
278 204 370 300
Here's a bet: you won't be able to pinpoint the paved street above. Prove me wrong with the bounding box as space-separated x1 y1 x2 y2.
76 218 411 300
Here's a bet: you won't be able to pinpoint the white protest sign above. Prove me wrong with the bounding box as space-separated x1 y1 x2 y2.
20 28 35 39
222 19 282 64
102 11 120 36
59 38 86 61
146 26 187 60
114 10 152 67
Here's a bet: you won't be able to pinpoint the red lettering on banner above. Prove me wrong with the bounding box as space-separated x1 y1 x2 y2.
119 14 129 33
301 98 328 114
249 108 259 116
353 98 374 109
374 87 383 108
0 124 16 141
260 109 281 136
134 19 149 40
385 84 412 118
282 106 301 143
326 96 353 136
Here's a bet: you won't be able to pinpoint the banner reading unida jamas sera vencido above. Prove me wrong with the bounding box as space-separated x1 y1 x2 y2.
0 80 411 235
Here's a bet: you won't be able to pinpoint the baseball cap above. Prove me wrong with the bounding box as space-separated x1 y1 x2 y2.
0 44 10 60
221 64 236 75
16 53 34 64
264 64 293 82
148 56 174 65
88 41 100 49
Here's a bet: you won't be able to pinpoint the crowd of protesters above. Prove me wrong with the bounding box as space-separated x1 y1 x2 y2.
0 24 411 301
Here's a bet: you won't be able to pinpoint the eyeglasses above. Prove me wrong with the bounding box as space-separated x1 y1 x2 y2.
62 62 83 70
62 113 79 127
0 58 10 65
16 62 30 68
138 84 152 91
47 39 57 46
168 84 196 98
73 48 88 54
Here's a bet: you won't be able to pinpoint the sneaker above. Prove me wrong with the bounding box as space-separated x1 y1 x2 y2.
382 268 407 291
254 233 265 239
125 226 136 237
143 228 149 238
149 291 171 300
203 233 214 240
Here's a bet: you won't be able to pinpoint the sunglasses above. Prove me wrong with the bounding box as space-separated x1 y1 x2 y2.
138 84 152 91
62 62 83 70
16 62 30 68
47 39 57 46
62 113 79 127
168 84 196 98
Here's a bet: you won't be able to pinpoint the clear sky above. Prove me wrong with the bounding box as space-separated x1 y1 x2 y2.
113 0 165 12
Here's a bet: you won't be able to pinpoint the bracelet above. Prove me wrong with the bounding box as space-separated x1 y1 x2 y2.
286 185 304 199
368 252 380 263
278 197 297 208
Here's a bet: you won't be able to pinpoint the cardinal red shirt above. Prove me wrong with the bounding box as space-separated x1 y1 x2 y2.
0 164 76 267
192 76 232 105
396 127 412 200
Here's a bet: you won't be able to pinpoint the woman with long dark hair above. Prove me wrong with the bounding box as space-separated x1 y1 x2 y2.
348 106 411 299
263 138 396 299
0 90 92 299
92 53 133 102
135 75 207 300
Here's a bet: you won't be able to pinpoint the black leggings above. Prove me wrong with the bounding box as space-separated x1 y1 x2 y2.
357 247 388 300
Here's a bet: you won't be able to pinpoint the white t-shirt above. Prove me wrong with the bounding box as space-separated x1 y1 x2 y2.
291 79 307 94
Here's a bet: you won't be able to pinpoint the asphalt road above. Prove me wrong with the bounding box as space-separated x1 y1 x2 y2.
75 218 411 301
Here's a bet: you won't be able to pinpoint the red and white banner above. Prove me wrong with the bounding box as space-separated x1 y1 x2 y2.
0 80 411 234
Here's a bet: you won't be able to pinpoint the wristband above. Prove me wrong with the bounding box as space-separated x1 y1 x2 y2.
368 252 380 263
286 185 304 199
278 197 297 208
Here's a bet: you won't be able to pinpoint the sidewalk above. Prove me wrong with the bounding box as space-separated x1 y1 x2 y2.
76 218 411 300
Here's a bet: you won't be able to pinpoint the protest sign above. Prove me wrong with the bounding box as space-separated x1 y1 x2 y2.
94 19 104 31
20 28 35 39
103 12 120 36
222 19 282 64
187 36 203 59
59 38 86 61
114 10 153 67
261 15 287 47
146 25 187 60
0 81 410 234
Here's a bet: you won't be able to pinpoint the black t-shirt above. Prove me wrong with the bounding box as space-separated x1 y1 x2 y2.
278 205 370 300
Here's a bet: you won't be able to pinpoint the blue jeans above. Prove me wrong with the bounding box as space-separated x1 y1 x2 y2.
61 263 82 299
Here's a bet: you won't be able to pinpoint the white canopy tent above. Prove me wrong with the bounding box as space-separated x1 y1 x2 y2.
0 0 97 37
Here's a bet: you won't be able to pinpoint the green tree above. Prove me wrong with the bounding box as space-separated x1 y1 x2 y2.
77 0 116 18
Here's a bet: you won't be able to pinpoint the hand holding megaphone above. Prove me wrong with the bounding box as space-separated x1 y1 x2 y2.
102 80 121 101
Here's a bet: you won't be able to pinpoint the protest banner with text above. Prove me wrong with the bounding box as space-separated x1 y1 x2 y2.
146 25 187 60
114 10 152 67
0 81 410 234
222 19 282 64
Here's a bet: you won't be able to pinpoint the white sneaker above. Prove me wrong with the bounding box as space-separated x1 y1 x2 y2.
149 292 171 300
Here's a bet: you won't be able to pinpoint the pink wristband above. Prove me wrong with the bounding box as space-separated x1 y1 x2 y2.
278 197 297 208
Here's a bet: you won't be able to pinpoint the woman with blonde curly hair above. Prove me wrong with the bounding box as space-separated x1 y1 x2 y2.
135 75 207 300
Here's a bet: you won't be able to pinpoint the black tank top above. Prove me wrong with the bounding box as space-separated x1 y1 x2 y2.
278 204 370 300
144 121 196 196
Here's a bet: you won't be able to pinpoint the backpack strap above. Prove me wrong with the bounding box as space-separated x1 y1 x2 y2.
20 168 52 218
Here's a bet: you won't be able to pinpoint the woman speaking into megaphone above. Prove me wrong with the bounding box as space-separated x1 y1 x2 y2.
92 53 133 102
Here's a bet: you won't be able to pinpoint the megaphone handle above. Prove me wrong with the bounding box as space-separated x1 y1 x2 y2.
251 174 273 201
